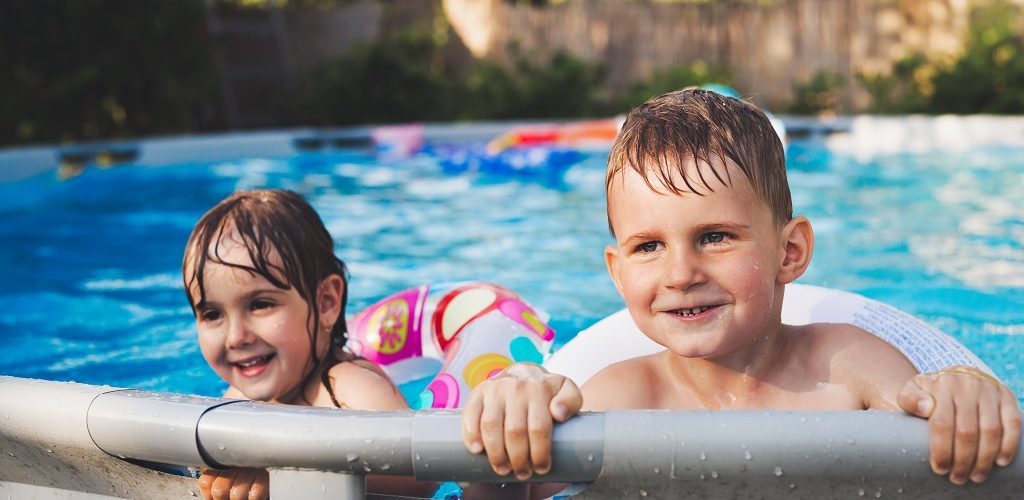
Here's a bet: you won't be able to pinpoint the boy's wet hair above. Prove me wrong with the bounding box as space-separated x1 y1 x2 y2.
606 87 791 235
183 189 350 406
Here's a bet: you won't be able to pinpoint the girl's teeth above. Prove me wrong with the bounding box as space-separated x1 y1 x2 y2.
676 306 711 316
237 355 271 367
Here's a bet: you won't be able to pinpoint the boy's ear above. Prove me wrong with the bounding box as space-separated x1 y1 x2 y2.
317 274 346 328
604 244 626 297
776 216 814 284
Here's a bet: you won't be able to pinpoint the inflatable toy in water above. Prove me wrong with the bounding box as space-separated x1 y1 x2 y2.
485 118 623 155
347 282 556 409
545 283 993 386
428 142 585 180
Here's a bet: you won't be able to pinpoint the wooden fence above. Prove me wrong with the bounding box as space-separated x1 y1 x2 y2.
209 0 999 126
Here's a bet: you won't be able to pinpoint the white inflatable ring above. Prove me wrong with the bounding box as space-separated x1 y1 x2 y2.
545 283 991 386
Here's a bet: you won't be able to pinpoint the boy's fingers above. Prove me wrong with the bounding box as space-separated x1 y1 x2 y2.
462 390 485 454
503 395 532 480
897 376 934 418
479 396 511 476
549 377 583 423
969 390 1002 483
949 394 980 485
928 392 955 477
528 396 554 475
997 386 1022 467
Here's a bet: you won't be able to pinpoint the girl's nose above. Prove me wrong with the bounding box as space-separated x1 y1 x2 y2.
225 318 256 348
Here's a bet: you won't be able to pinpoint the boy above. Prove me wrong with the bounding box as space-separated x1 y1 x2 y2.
463 88 1021 490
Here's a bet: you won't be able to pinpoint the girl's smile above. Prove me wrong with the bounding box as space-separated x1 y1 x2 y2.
188 234 326 404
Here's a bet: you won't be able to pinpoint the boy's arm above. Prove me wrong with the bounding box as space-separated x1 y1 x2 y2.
897 366 1022 485
461 363 582 480
839 324 1022 485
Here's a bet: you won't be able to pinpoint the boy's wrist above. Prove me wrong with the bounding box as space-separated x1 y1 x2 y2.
935 365 1000 385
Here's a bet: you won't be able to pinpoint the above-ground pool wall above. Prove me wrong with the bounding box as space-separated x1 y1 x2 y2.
3 377 1024 500
0 379 198 499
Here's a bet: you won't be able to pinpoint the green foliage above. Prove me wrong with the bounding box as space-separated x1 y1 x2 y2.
463 48 607 119
0 0 222 146
858 55 932 113
291 30 461 125
859 0 1024 114
617 61 733 111
293 38 607 124
787 71 845 115
929 0 1024 114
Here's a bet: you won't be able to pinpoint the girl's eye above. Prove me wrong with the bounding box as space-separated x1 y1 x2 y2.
198 309 222 322
634 241 662 254
700 232 731 246
251 299 274 311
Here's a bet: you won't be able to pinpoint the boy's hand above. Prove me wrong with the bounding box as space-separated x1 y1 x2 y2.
462 363 582 480
898 365 1022 485
198 467 269 500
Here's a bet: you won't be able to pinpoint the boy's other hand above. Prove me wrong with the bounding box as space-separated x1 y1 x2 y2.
898 365 1022 485
198 467 268 500
462 363 582 480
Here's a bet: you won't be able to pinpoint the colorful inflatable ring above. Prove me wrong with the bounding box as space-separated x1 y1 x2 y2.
347 282 556 410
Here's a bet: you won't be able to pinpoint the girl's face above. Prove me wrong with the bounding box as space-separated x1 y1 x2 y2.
189 234 326 403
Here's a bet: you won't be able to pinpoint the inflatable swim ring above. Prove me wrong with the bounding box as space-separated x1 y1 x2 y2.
347 282 556 410
545 283 993 386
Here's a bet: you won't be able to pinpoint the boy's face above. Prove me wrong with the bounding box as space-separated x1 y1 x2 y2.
605 158 788 359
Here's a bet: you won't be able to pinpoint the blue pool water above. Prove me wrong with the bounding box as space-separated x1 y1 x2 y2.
1 137 1023 404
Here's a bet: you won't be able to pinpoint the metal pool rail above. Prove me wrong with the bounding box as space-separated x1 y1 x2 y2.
1 376 1022 499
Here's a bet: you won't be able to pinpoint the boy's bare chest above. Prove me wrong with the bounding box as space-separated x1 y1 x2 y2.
652 376 864 411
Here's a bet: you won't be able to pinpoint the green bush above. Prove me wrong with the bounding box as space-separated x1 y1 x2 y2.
617 61 733 111
929 0 1024 114
0 0 221 146
292 37 607 124
463 47 607 119
291 30 461 125
858 0 1024 114
787 71 845 115
858 55 933 113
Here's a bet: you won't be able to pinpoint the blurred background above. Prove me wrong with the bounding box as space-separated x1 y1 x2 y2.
4 0 1024 147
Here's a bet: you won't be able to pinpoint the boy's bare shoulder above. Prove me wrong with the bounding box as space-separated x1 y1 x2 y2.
792 322 916 407
796 322 909 366
581 352 663 411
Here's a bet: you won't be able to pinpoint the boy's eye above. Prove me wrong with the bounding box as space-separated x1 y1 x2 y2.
699 232 731 246
634 241 662 254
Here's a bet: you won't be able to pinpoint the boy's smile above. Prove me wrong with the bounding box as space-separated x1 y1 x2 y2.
605 158 791 363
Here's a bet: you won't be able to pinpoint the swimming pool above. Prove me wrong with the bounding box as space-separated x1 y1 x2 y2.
1 128 1022 404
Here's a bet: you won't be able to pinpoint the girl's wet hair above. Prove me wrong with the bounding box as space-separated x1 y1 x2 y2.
606 87 792 235
183 189 350 406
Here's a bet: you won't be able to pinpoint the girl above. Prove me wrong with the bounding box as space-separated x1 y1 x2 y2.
183 189 435 499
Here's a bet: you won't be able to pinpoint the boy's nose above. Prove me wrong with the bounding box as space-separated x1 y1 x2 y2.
664 248 705 290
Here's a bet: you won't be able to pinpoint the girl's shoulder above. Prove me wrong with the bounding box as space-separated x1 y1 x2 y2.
323 358 409 410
